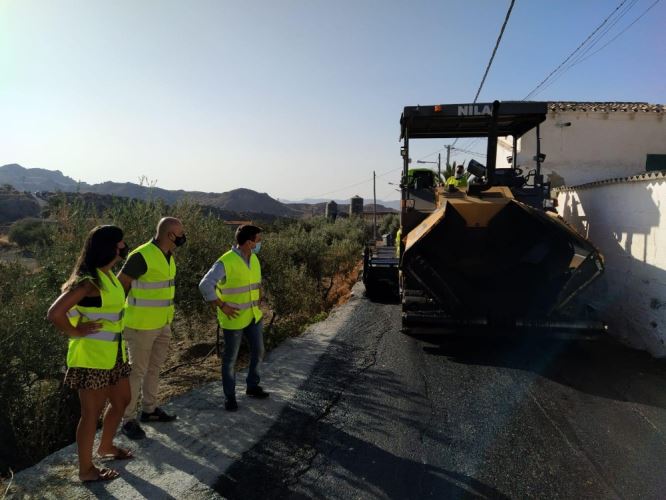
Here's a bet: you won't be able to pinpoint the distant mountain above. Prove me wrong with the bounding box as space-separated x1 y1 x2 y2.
0 164 296 218
0 164 400 220
0 164 85 192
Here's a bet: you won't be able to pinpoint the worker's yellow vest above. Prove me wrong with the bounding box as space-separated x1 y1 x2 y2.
395 228 402 258
215 250 263 330
66 270 127 369
124 241 176 330
446 176 468 188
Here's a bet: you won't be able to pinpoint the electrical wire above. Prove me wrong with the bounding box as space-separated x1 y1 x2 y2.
418 143 487 163
528 0 641 96
451 1 648 155
569 0 661 66
530 0 661 96
454 2 651 152
451 146 486 158
523 0 632 100
310 166 402 199
472 0 516 104
449 0 516 150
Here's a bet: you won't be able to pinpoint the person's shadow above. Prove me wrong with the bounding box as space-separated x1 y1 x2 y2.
215 404 509 500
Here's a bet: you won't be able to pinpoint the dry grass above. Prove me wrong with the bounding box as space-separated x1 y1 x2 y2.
0 234 13 248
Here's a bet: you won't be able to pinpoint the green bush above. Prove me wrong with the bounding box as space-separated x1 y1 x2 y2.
0 262 77 473
8 218 54 248
379 213 400 237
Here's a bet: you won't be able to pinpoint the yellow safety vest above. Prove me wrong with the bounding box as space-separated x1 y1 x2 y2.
445 176 468 188
215 249 263 330
395 228 402 258
124 241 176 330
66 269 127 369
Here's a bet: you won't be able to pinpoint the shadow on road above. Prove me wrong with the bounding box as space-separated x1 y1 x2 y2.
421 333 666 409
362 290 400 304
215 405 508 499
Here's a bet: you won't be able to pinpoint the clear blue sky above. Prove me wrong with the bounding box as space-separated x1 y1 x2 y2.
1 0 664 202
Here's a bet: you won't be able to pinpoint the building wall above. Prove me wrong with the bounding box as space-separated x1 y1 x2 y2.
555 176 666 357
500 110 666 187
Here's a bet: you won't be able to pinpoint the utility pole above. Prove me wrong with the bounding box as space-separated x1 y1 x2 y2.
437 153 441 180
373 170 377 241
445 145 451 172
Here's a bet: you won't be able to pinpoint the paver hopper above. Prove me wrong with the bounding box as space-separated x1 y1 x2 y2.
397 101 604 334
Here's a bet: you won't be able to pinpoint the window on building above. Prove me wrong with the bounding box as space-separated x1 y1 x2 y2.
646 154 666 172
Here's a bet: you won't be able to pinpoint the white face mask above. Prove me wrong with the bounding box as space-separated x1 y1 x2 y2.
252 241 262 254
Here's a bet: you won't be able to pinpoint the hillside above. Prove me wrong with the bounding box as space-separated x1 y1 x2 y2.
0 164 296 218
0 185 41 224
0 164 84 192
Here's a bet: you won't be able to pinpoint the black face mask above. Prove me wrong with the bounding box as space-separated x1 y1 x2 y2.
174 234 187 247
118 245 130 260
95 247 118 268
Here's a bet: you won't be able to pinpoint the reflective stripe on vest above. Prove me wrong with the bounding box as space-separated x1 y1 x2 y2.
127 297 175 307
215 249 263 330
124 241 177 330
66 270 127 370
67 309 123 321
221 282 261 295
224 300 261 311
84 331 122 342
131 279 175 290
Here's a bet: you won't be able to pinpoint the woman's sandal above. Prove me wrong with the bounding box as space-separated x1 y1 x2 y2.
97 447 134 461
81 467 119 483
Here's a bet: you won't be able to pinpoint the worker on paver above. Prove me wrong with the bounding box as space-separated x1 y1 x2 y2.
47 225 133 483
118 217 184 440
446 164 468 188
395 227 402 258
199 224 269 411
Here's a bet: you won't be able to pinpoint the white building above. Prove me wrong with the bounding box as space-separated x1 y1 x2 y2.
499 102 666 187
501 102 666 356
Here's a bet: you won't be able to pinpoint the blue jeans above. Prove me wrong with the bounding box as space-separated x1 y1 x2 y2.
222 319 264 398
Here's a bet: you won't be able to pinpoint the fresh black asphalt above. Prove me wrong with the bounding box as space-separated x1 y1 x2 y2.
215 296 666 499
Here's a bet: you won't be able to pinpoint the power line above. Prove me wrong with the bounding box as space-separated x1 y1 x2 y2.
310 166 401 199
523 0 632 100
563 0 640 66
451 147 486 158
472 0 516 104
528 0 641 97
534 0 661 96
451 1 654 153
451 0 516 149
418 143 486 163
571 0 661 65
